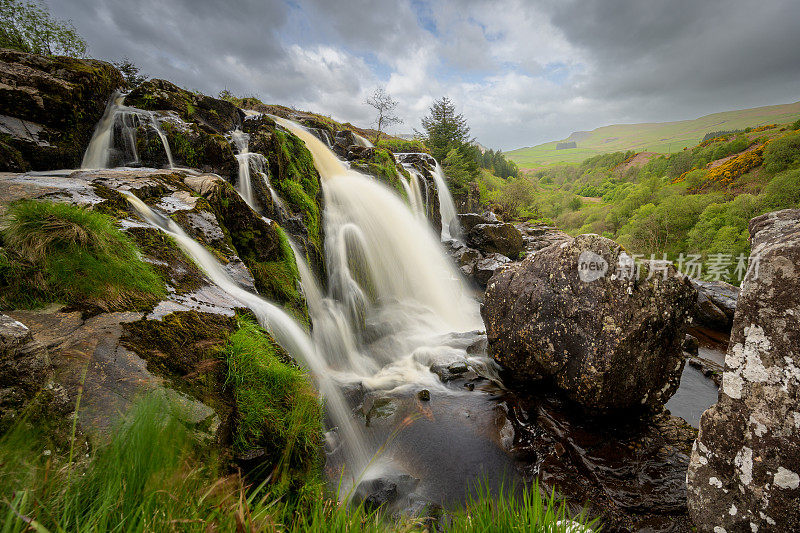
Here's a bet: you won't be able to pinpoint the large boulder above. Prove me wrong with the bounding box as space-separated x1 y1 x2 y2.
0 49 124 170
126 79 243 134
482 234 696 412
467 222 524 258
687 209 800 532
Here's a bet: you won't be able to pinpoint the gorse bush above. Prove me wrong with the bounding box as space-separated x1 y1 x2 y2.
0 200 165 310
762 130 800 174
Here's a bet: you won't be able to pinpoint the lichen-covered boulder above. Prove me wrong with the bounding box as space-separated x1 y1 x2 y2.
482 234 696 412
0 49 124 170
467 222 524 258
687 209 800 532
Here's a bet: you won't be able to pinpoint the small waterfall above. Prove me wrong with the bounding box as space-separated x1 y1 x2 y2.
123 192 370 477
353 132 374 148
396 153 461 241
272 116 480 334
82 92 174 170
404 166 428 220
432 161 461 240
229 129 287 217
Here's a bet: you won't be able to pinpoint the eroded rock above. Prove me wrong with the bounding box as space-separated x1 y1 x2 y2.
687 209 800 532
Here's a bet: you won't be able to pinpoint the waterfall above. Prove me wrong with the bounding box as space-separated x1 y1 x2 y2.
396 153 461 241
353 132 373 148
229 129 287 217
82 92 174 170
123 192 370 477
272 116 480 335
432 161 461 240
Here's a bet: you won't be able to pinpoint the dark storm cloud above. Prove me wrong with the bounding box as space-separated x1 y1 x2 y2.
544 0 800 112
46 0 800 149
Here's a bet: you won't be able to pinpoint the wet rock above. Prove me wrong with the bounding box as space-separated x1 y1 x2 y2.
514 222 571 255
505 391 698 531
458 212 497 233
453 246 482 277
356 473 419 511
0 314 54 425
417 389 430 401
683 334 699 357
690 278 739 332
688 209 800 532
467 222 524 258
0 49 125 170
474 252 512 286
127 79 243 134
483 234 696 413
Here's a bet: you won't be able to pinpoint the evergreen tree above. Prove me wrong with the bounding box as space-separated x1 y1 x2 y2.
420 97 471 161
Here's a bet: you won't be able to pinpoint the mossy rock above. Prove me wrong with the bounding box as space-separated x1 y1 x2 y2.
126 79 243 134
206 181 308 322
0 49 124 170
351 147 407 196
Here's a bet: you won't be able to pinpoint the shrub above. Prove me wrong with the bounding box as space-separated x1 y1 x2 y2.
0 0 86 56
0 200 165 310
762 130 800 174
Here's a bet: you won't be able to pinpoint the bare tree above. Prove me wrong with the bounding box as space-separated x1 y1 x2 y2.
365 87 402 144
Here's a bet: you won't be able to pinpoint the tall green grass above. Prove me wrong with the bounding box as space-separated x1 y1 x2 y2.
224 316 322 486
0 200 165 310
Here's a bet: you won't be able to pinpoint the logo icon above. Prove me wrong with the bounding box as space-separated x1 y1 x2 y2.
578 250 608 282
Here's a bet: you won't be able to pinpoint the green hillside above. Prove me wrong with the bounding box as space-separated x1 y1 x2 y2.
507 101 800 169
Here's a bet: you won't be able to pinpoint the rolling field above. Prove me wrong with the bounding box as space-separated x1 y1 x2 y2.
507 100 800 169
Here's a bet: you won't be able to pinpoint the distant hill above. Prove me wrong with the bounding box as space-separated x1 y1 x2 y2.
507 101 800 169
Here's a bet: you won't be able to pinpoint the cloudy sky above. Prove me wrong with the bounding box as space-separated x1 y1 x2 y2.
51 0 800 150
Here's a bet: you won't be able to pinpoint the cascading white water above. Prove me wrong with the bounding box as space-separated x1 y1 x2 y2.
82 92 174 170
230 130 257 209
432 161 461 240
229 129 287 217
123 192 370 477
353 132 374 148
396 153 461 240
272 116 480 336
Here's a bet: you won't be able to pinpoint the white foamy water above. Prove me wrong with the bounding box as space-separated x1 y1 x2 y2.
82 92 174 170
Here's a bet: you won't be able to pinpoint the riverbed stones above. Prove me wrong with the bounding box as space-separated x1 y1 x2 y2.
687 209 800 532
482 233 696 412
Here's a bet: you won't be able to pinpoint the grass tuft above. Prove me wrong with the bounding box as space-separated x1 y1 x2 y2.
224 316 322 486
0 200 165 310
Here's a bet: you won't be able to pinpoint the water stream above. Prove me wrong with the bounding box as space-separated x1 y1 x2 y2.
82 92 174 170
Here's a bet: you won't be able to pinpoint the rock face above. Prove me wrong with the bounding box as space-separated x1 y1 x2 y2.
467 222 524 258
0 313 58 427
483 233 696 412
687 209 800 532
0 49 124 171
690 278 739 332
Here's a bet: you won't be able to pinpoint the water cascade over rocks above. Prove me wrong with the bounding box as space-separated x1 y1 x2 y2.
229 129 286 216
82 92 174 169
122 192 370 477
397 153 461 240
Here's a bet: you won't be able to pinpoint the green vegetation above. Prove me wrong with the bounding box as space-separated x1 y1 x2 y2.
419 97 518 203
482 123 800 284
0 200 165 310
507 101 800 168
0 0 87 56
224 316 322 486
376 137 429 154
0 390 592 532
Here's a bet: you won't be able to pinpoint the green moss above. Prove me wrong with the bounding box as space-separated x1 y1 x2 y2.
223 317 322 485
122 311 236 419
0 200 165 311
351 147 405 195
